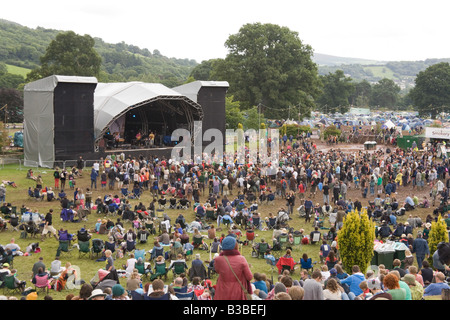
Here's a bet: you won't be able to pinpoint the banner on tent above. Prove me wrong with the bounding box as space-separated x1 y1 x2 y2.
425 127 450 139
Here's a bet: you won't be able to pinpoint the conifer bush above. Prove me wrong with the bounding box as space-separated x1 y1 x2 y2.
337 209 376 273
427 215 449 268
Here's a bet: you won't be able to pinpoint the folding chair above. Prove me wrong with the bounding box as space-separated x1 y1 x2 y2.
278 234 289 248
78 240 91 258
257 242 269 259
121 188 129 199
135 261 151 280
91 239 105 259
134 249 146 261
193 236 208 250
56 240 72 258
293 234 302 247
172 261 187 280
34 274 50 294
150 262 168 281
175 291 198 300
3 275 22 295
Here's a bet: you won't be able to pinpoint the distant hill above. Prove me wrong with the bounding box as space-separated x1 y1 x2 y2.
316 57 450 90
313 53 385 66
0 19 198 87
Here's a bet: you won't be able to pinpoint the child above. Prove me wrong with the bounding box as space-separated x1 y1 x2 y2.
95 219 102 233
357 280 372 300
68 173 75 190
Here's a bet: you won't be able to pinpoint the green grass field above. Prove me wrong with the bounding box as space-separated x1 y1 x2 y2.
5 64 31 78
363 65 396 80
0 163 441 300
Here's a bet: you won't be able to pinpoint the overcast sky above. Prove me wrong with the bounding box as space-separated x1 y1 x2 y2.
2 0 449 63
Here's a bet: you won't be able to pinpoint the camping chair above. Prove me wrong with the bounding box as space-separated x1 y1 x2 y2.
252 217 262 230
311 232 321 245
78 240 91 258
193 236 208 250
121 188 129 199
145 221 156 235
267 193 275 205
130 290 144 300
278 234 289 248
172 261 188 279
169 199 177 209
300 258 314 273
276 256 295 274
134 249 146 261
133 187 142 199
150 262 168 281
245 229 255 246
34 274 50 294
206 210 216 222
56 240 72 258
293 234 302 247
144 292 171 300
3 275 21 295
104 241 116 256
150 247 165 261
91 239 105 259
257 242 269 259
156 209 165 220
126 240 136 253
175 291 198 300
135 260 151 280
266 217 277 230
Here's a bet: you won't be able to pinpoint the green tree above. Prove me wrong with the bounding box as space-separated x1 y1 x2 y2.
337 209 375 272
243 106 264 131
409 62 450 119
189 59 219 80
350 79 372 107
427 216 450 268
27 31 102 81
225 95 245 129
212 23 321 119
370 78 400 108
0 88 23 123
317 70 355 114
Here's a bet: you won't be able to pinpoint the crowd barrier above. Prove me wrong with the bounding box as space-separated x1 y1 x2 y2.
0 159 99 170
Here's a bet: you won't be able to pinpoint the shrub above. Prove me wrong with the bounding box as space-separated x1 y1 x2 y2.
427 215 449 268
323 125 342 139
337 209 376 273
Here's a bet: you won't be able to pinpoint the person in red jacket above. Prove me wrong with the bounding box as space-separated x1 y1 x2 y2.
214 236 253 300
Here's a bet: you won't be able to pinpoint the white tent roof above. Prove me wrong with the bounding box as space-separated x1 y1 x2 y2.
384 120 396 129
93 82 202 139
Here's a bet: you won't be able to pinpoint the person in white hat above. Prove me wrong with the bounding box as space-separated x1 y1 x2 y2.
88 288 107 300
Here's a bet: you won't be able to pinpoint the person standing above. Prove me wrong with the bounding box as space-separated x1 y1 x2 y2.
53 168 60 190
90 168 99 190
42 209 58 241
214 236 253 300
411 232 430 270
77 156 84 177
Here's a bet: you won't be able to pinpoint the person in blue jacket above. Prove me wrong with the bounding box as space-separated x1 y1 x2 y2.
340 265 365 299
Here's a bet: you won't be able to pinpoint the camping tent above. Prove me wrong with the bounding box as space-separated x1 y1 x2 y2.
383 120 396 129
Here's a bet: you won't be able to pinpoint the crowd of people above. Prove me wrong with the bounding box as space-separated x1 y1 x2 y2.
0 132 450 301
